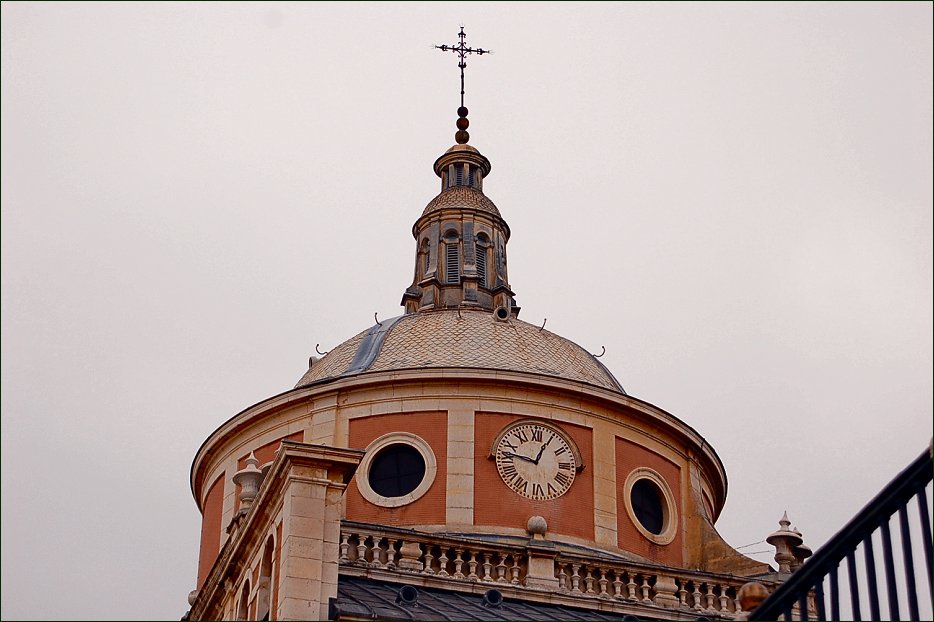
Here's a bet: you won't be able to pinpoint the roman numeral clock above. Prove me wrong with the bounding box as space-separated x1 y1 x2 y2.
491 419 583 500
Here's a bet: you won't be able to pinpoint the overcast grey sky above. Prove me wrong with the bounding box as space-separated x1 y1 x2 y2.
2 2 931 619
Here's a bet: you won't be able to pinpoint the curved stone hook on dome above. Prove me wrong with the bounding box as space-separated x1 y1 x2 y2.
539 318 547 332
374 312 382 328
315 343 329 356
593 345 606 358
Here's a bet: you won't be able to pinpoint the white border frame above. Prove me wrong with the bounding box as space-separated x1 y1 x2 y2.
356 432 438 508
623 467 678 545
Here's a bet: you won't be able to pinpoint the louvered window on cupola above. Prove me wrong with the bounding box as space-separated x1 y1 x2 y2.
445 241 460 283
455 165 464 186
475 242 487 287
467 166 475 187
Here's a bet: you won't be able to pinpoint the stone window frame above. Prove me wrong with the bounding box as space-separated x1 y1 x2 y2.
443 229 460 284
356 432 438 508
623 467 678 546
475 232 491 289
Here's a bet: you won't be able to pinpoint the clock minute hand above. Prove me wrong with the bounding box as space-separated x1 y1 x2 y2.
502 451 537 464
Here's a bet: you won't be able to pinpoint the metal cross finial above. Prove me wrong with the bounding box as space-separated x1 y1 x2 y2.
435 26 490 109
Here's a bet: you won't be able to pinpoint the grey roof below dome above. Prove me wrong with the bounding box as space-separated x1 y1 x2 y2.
422 186 502 218
295 308 625 394
332 576 637 621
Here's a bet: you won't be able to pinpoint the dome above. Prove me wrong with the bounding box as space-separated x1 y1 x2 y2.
421 186 501 218
296 308 625 393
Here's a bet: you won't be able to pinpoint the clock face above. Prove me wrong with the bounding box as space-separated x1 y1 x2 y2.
493 422 577 500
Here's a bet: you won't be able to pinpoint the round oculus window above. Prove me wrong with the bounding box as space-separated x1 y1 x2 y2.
367 443 426 498
623 467 678 545
631 478 665 535
356 432 438 508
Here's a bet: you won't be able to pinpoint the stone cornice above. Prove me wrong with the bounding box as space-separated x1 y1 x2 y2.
191 368 727 519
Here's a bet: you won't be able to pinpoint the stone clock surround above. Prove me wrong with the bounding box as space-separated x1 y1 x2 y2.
191 367 728 582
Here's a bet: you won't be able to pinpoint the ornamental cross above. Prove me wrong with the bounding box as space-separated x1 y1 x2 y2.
435 27 490 109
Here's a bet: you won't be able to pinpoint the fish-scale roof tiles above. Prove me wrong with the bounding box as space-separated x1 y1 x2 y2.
295 308 624 393
421 186 502 218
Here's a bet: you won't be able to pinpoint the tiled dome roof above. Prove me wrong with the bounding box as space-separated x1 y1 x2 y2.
421 186 501 218
295 308 625 393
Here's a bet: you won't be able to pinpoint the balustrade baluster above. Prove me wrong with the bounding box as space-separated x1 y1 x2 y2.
598 568 609 598
355 536 368 565
642 576 652 603
571 563 582 593
482 552 493 582
677 579 688 607
510 555 521 584
370 537 384 568
452 548 465 579
613 571 623 598
385 538 398 569
718 584 729 612
423 546 435 575
628 573 638 601
466 549 479 581
339 532 350 563
585 566 596 595
692 581 703 611
437 548 450 577
495 554 508 583
557 562 568 591
704 583 715 610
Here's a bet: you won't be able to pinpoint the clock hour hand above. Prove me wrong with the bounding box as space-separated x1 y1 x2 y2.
501 451 537 464
533 435 554 464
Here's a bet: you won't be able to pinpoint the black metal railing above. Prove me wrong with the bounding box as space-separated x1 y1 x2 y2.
750 447 933 621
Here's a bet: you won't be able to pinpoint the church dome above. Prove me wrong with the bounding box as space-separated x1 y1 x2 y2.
295 308 625 393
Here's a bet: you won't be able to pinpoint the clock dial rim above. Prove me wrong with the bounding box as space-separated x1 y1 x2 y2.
491 420 581 500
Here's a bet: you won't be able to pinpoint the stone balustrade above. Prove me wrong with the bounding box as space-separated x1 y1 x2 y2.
553 554 749 616
339 523 528 585
338 521 786 619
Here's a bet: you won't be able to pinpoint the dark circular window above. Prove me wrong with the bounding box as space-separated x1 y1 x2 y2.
631 478 665 535
367 443 426 498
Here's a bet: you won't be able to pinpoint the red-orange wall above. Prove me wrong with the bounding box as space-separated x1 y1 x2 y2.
474 413 594 541
346 412 448 525
615 437 683 565
197 474 225 588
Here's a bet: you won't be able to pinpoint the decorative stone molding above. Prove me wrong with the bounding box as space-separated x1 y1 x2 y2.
766 511 802 574
232 452 263 513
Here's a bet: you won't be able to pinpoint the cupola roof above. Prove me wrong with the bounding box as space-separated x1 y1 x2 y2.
296 308 625 394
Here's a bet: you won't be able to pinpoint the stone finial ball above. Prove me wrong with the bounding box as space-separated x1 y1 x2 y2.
455 130 470 144
456 117 469 130
188 590 199 606
737 582 769 611
457 106 469 118
527 515 548 535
